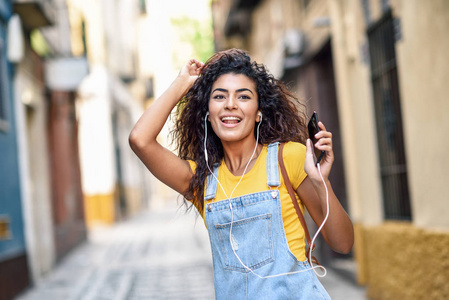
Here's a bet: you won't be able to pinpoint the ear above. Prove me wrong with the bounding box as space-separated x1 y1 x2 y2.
256 111 262 122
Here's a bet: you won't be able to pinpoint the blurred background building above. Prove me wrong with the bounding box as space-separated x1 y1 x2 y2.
67 0 147 227
211 0 449 299
1 0 85 297
1 0 212 299
1 0 448 299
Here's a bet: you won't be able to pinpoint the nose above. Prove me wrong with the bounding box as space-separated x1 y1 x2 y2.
225 95 237 110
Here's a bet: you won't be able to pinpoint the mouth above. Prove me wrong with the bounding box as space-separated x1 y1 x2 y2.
221 116 241 124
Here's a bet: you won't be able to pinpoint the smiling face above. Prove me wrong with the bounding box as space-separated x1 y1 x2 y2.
208 73 260 144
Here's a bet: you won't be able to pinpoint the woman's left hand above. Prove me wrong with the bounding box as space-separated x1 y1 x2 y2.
304 121 334 183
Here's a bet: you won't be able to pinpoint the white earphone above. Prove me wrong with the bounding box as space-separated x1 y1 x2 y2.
204 112 209 161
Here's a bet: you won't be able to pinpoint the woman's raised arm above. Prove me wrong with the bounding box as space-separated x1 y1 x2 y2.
129 59 204 196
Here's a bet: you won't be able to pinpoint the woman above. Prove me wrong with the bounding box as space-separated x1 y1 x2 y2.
129 49 354 299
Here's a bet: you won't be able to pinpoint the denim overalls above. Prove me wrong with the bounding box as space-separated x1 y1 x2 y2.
204 143 331 300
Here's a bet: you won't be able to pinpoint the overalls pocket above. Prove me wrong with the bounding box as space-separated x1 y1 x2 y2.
215 213 274 272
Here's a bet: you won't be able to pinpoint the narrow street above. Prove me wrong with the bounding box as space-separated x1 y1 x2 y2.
17 200 367 300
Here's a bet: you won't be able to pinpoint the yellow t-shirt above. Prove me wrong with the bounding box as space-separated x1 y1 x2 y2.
188 142 308 261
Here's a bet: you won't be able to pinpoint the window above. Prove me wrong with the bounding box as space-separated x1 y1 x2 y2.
367 10 411 220
139 0 147 15
303 0 312 9
361 0 371 24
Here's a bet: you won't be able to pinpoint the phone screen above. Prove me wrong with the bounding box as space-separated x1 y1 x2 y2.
307 111 325 165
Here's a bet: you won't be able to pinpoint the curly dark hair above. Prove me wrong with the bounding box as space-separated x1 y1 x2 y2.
172 48 308 213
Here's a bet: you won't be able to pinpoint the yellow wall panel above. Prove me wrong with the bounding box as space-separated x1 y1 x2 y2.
83 194 115 227
360 223 449 300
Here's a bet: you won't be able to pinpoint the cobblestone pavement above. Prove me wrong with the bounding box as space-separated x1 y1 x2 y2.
17 200 367 300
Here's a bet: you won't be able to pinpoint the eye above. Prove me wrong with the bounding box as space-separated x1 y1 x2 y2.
239 95 251 100
212 94 225 100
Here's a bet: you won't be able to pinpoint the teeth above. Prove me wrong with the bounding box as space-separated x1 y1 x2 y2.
221 116 241 122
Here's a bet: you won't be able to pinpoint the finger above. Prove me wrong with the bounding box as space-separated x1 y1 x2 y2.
315 129 332 140
196 62 205 72
306 139 314 154
187 59 202 69
316 135 332 144
318 121 327 131
316 144 333 153
305 139 316 168
315 137 332 149
306 139 317 159
315 138 332 146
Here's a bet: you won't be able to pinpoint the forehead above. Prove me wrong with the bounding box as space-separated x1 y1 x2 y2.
211 73 256 91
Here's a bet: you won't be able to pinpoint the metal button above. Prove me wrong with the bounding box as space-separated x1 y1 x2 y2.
207 204 212 211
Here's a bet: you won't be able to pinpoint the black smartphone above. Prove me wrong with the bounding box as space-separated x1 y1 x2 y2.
307 111 325 165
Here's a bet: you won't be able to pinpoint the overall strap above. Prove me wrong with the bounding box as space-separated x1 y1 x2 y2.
266 142 281 187
205 165 219 201
278 143 319 265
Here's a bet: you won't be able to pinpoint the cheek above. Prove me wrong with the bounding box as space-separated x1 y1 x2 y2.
207 103 218 128
208 101 220 118
207 101 212 120
207 101 212 113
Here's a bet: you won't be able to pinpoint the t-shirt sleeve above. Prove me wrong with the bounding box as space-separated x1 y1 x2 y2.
282 142 307 190
187 159 197 174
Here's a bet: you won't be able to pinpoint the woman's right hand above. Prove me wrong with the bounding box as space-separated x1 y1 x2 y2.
178 59 204 91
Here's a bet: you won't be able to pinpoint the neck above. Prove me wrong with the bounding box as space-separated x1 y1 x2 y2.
222 139 262 176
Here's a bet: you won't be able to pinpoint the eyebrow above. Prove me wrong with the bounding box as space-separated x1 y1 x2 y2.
212 88 254 95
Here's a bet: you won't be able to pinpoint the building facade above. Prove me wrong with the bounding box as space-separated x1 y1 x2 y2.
2 0 87 297
212 0 449 299
26 0 88 264
67 0 150 226
1 0 157 298
0 2 30 298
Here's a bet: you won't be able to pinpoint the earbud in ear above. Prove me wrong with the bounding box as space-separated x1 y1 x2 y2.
258 112 262 117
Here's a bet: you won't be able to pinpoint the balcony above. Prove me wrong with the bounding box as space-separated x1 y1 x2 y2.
13 0 55 30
